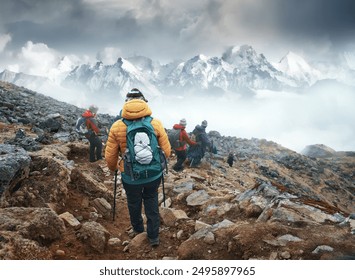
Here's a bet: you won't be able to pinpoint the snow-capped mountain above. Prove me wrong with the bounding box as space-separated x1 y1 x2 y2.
0 69 51 90
1 44 353 99
221 45 288 90
48 55 83 84
61 44 310 97
63 57 162 100
162 54 234 93
274 51 321 86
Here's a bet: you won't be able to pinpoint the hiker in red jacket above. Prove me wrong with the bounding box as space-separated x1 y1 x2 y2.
82 105 103 162
172 118 197 172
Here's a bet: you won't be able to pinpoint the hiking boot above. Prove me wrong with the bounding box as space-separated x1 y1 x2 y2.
173 166 183 172
149 237 160 247
126 228 142 238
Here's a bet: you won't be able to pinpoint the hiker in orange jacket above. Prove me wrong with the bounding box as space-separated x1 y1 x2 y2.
82 105 103 162
172 118 197 172
105 88 170 247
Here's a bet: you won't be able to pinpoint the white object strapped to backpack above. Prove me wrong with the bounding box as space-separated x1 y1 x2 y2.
134 132 153 164
122 116 167 182
75 116 88 135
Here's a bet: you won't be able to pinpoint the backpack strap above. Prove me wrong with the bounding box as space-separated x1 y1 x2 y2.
122 116 152 126
121 118 130 126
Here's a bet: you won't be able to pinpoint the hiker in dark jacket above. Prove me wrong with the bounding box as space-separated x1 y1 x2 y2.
187 120 212 167
227 152 235 167
82 105 103 162
172 118 197 172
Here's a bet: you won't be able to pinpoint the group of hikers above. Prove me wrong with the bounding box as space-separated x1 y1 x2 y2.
170 118 214 171
76 88 218 247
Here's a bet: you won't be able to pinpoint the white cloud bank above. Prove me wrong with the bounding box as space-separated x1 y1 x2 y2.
145 86 355 153
3 40 89 83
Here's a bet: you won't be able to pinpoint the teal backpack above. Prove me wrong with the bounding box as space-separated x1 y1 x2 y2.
122 116 167 184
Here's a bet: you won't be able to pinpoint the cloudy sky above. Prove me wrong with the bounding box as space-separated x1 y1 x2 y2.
1 0 355 66
1 0 355 152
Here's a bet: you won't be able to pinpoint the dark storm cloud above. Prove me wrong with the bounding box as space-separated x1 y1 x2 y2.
0 0 186 58
270 0 355 44
1 0 355 61
0 0 96 52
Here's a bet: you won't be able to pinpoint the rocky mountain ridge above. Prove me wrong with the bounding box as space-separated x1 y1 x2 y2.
0 81 354 260
3 44 352 101
56 45 322 97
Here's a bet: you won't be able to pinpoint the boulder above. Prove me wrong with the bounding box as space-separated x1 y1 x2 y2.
186 190 210 206
160 207 189 227
0 144 31 199
77 221 110 253
0 207 65 242
0 231 52 260
301 144 336 158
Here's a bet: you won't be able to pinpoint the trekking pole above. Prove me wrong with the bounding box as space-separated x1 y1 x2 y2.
112 169 118 221
159 148 167 207
162 175 166 207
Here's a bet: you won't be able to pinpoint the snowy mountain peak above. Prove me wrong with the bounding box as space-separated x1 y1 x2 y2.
126 55 156 72
57 56 78 73
115 57 124 66
196 54 208 61
114 57 136 72
94 61 103 70
275 51 321 85
236 44 257 56
222 44 260 65
278 52 312 72
62 56 162 100
0 69 17 80
4 43 353 99
0 69 51 90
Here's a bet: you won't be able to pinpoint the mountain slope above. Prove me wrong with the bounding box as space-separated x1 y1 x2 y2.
0 81 354 260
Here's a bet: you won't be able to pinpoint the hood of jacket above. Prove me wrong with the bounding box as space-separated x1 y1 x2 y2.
82 110 95 118
173 124 185 130
194 124 205 132
121 99 152 120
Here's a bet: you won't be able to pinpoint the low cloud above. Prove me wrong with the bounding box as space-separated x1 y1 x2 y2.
145 85 355 153
96 47 123 64
3 41 87 83
0 33 11 52
17 41 60 76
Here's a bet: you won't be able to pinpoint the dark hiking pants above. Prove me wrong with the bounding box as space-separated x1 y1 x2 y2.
173 149 187 171
122 176 161 241
88 134 103 162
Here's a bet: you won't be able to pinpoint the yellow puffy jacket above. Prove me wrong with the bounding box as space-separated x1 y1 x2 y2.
105 99 171 173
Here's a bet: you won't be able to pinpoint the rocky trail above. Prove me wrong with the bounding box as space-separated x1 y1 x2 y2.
1 81 355 260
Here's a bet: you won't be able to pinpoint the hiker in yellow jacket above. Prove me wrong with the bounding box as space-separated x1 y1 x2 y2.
105 88 170 247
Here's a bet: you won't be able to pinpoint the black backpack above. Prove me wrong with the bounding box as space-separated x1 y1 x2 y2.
168 128 184 150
